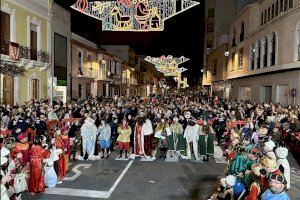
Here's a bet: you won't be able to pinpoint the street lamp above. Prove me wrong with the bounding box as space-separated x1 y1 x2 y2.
224 51 229 57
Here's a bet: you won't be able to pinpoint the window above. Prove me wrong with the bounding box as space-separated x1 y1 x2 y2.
275 0 279 16
257 40 261 69
232 29 236 47
30 24 37 60
31 79 39 100
207 40 213 48
78 51 83 75
240 22 244 42
239 48 244 69
87 54 92 69
250 44 255 70
212 60 217 75
271 4 275 19
0 11 10 55
208 8 214 17
231 51 235 71
289 0 293 8
78 84 82 98
264 37 268 67
280 0 284 12
271 33 276 66
114 61 118 74
54 33 67 86
264 10 267 24
261 12 264 25
207 23 214 33
284 0 288 10
268 7 271 21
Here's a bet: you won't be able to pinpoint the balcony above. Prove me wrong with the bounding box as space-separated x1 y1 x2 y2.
122 78 130 84
0 40 50 63
77 67 98 79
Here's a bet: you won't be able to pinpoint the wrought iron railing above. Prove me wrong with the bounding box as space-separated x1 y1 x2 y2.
0 40 50 63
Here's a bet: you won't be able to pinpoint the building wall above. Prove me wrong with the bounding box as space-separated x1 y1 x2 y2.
71 38 98 99
1 0 51 103
51 2 71 102
227 0 300 105
231 70 300 106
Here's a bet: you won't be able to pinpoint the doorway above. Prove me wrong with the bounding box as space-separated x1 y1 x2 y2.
260 86 272 103
1 74 14 104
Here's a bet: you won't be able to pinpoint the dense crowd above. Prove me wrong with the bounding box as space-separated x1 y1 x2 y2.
1 90 299 200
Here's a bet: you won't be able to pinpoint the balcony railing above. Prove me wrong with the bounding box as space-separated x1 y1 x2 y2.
0 40 50 63
77 67 98 78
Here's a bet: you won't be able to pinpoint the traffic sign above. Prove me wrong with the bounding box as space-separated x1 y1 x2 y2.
291 88 296 97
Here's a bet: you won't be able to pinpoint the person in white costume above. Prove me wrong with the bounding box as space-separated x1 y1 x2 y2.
184 120 200 160
275 147 291 190
79 117 98 160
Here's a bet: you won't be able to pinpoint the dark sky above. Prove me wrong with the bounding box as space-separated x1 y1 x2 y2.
56 0 205 85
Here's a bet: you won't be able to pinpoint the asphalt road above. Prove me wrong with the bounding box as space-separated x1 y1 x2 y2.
22 147 300 200
23 153 226 200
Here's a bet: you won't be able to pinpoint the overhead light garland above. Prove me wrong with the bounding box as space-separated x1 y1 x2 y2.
145 55 189 76
72 0 200 32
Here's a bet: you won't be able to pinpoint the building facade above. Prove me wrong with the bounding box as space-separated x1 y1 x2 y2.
204 0 300 106
227 0 300 106
51 2 71 103
0 0 51 104
202 0 237 94
71 33 99 100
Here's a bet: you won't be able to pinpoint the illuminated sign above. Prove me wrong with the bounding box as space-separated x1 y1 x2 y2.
72 0 200 32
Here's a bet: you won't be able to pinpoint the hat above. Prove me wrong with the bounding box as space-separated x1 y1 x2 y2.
269 173 286 184
249 148 259 156
61 127 69 133
251 164 262 176
17 132 28 141
261 157 277 172
264 140 276 151
291 115 298 119
0 156 8 165
225 175 236 187
275 147 288 159
0 147 10 157
220 178 226 187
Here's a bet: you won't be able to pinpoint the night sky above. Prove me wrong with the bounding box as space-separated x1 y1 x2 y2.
55 0 205 85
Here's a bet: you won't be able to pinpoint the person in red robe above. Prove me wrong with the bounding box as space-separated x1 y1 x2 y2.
29 135 50 195
55 128 69 180
61 127 70 173
15 132 30 167
134 117 143 156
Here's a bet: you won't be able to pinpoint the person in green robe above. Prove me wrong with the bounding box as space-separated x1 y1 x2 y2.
202 120 215 161
198 124 207 161
169 117 185 157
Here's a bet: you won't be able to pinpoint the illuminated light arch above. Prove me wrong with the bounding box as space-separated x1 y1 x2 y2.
72 0 200 32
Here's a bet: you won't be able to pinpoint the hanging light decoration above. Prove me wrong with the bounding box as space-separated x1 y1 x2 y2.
71 0 200 32
76 0 89 12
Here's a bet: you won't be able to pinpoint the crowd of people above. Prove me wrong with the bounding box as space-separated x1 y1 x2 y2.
1 90 299 200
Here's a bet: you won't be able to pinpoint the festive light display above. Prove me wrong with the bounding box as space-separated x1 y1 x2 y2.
145 55 189 76
72 0 200 31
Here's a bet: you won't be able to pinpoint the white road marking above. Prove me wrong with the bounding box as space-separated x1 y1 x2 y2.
45 160 134 199
63 164 92 181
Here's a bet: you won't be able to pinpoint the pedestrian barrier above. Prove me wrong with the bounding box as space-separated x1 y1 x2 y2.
46 120 61 136
227 120 245 129
60 118 82 129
